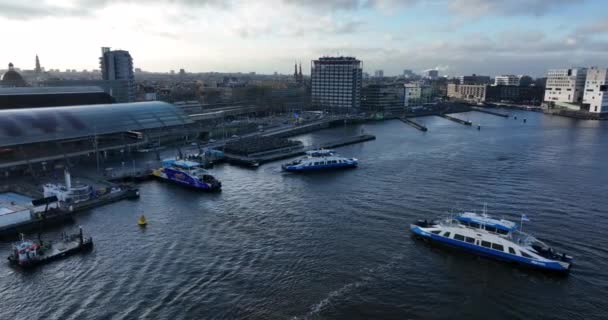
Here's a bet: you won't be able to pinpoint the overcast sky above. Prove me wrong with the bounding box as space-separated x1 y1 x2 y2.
1 0 607 76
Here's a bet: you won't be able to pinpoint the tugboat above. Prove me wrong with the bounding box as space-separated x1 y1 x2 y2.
410 210 573 274
152 159 221 191
281 150 358 172
7 227 93 268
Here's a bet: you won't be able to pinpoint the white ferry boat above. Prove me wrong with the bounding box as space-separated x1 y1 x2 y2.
281 150 358 172
410 211 572 274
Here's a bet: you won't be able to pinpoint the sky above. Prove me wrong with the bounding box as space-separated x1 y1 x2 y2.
1 0 607 77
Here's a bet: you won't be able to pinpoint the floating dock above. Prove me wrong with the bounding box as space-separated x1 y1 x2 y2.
224 134 376 167
398 117 428 132
438 114 472 126
0 187 139 238
471 107 509 118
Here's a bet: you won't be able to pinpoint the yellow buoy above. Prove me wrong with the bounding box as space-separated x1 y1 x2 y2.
138 214 147 227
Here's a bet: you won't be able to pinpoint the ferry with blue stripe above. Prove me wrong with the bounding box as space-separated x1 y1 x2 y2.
152 159 221 191
281 150 358 172
410 211 572 274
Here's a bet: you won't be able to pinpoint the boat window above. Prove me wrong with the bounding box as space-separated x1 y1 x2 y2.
465 237 475 243
491 243 504 251
481 241 492 248
443 232 451 237
470 222 480 229
486 226 497 233
521 251 533 258
508 247 516 254
497 229 509 235
454 234 465 241
431 230 441 234
460 221 470 226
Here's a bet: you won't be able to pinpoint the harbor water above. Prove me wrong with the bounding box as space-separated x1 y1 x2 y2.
1 111 608 319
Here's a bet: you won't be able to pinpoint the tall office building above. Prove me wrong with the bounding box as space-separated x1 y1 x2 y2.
99 47 135 102
374 70 384 78
583 67 608 113
544 68 587 104
494 75 519 86
311 56 362 112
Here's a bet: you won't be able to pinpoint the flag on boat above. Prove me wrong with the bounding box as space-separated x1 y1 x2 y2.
521 214 530 222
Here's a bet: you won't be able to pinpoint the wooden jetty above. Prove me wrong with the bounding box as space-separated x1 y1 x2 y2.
398 117 428 131
471 107 509 118
439 114 472 126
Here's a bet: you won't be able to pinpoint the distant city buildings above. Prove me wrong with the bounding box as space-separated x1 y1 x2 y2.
403 69 415 79
448 82 543 104
459 74 491 85
494 75 519 86
311 56 362 111
544 68 587 104
426 70 439 80
100 47 135 101
583 67 608 114
374 70 384 78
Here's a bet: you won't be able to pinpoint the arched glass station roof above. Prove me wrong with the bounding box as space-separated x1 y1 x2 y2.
0 101 193 147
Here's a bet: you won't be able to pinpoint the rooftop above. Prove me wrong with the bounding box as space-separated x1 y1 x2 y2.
0 86 105 96
0 101 193 148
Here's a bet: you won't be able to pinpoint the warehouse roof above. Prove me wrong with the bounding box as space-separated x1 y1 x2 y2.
0 101 193 147
0 86 105 96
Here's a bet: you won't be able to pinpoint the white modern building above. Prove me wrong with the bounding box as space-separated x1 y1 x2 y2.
311 56 362 111
494 75 519 86
544 68 587 104
583 67 608 114
99 47 135 102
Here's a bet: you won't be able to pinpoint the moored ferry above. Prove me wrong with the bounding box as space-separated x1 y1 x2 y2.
281 150 357 172
152 159 221 191
410 211 572 274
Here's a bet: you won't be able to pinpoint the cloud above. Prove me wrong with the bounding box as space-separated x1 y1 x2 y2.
448 0 585 17
575 18 608 34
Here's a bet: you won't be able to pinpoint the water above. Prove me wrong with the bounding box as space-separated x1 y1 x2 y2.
1 111 608 320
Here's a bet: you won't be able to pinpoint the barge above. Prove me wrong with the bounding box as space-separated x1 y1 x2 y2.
7 227 93 268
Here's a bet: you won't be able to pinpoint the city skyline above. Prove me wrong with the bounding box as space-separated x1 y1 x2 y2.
1 0 607 76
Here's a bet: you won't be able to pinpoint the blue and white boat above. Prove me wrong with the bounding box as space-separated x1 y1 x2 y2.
152 159 221 191
281 150 358 172
410 211 573 274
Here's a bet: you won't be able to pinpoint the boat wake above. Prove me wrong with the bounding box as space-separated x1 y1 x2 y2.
295 254 405 319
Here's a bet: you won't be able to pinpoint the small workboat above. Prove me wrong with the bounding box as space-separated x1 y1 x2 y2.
410 210 572 274
138 215 147 227
7 227 93 268
281 150 357 172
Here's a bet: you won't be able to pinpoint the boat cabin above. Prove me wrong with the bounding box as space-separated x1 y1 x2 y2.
456 212 517 235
